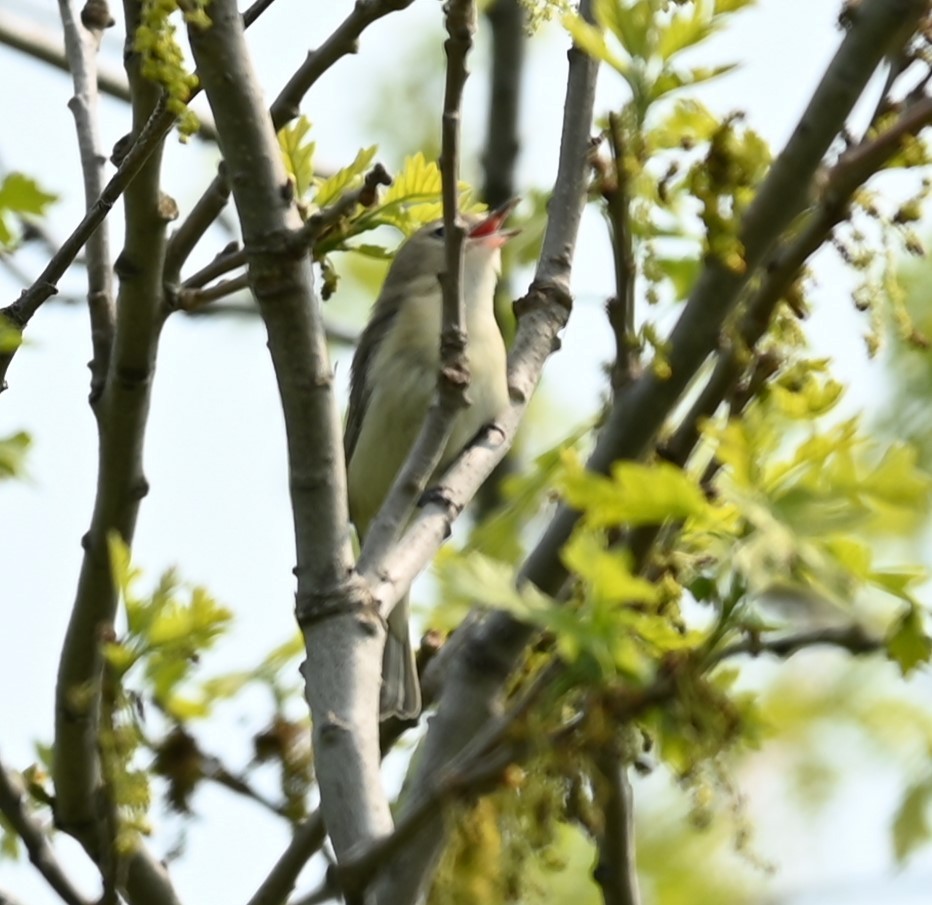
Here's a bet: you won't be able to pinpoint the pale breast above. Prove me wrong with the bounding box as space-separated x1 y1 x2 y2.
347 249 509 535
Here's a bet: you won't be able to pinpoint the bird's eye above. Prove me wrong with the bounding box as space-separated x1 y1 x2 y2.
431 225 445 238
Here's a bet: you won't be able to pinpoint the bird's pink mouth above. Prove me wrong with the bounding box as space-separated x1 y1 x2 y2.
468 199 520 246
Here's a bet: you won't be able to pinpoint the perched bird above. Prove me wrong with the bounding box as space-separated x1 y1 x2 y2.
345 201 516 719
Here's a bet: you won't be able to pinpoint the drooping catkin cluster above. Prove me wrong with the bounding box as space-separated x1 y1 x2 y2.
134 0 210 138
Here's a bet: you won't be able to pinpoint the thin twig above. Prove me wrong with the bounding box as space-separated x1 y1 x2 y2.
57 0 116 404
0 762 93 905
242 0 280 29
716 624 882 662
245 812 328 905
179 242 245 291
175 163 391 304
269 0 416 128
354 0 477 589
177 273 251 309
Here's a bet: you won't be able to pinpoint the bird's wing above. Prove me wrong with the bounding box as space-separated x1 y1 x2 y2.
344 290 403 465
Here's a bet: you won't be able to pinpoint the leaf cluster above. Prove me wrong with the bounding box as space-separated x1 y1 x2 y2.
278 119 487 296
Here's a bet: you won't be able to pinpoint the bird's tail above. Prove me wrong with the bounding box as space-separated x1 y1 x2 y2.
380 594 421 720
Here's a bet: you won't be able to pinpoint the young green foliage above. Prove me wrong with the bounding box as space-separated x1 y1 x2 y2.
893 771 932 864
106 534 234 721
103 537 311 823
704 388 931 612
134 0 205 137
278 116 316 203
0 431 30 479
91 536 234 846
564 0 753 122
275 133 488 297
0 173 57 247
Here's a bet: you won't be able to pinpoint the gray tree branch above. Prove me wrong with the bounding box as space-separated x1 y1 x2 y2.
0 761 94 905
244 813 327 905
51 3 182 901
57 0 116 404
186 0 389 864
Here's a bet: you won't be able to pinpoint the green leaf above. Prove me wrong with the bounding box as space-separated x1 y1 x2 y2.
892 774 932 864
108 533 142 604
278 116 315 199
200 671 253 700
259 633 305 672
562 11 630 78
0 809 21 859
714 0 756 13
869 567 926 602
769 375 844 419
313 145 377 209
886 607 932 675
0 431 30 479
378 151 446 205
654 256 701 300
348 243 393 260
597 0 653 60
163 695 210 721
102 641 140 677
560 452 712 527
658 6 714 60
561 531 660 606
649 99 722 151
860 443 932 511
0 173 57 217
363 151 483 235
0 318 23 353
650 63 738 102
435 548 554 619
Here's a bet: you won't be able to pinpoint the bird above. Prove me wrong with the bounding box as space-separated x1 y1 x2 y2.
344 201 516 719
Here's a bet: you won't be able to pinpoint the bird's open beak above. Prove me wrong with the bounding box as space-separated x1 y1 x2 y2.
467 198 520 247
